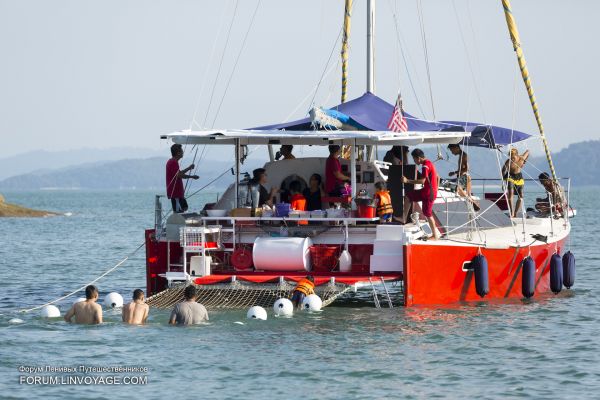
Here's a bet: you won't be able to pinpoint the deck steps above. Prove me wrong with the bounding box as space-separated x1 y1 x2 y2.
370 225 406 273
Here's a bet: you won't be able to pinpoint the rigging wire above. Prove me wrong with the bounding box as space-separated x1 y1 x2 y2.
416 0 436 121
415 0 443 160
202 0 240 128
309 27 344 110
451 0 487 123
386 0 427 118
189 2 230 130
185 0 242 195
210 0 262 128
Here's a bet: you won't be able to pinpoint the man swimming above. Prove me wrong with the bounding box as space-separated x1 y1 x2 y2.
169 285 209 325
122 289 149 325
64 285 103 325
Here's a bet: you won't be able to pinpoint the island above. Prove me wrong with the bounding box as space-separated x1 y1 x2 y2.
0 193 57 217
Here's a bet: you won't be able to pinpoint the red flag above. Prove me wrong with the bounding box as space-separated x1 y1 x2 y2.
387 93 408 132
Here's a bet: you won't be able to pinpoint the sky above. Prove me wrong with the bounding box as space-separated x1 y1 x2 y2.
1 0 599 160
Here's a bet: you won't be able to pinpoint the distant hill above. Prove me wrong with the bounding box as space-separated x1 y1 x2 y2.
0 157 261 190
427 140 600 187
0 147 164 180
0 140 597 190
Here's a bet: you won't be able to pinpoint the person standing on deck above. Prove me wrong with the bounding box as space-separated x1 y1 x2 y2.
325 145 350 196
383 145 409 166
447 144 480 212
503 148 530 217
166 144 199 213
402 149 441 240
64 285 103 325
122 289 149 325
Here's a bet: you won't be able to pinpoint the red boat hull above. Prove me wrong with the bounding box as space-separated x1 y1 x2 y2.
403 238 567 306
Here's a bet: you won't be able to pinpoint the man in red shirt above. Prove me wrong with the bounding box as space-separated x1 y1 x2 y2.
166 144 199 213
325 145 350 196
402 148 440 240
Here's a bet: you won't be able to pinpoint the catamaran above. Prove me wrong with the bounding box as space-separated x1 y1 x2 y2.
144 0 576 310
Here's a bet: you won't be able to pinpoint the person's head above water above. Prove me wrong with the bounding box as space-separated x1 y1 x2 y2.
306 275 314 283
85 285 98 300
170 144 183 160
133 289 144 301
184 285 197 301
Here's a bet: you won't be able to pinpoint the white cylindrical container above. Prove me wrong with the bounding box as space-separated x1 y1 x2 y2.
252 237 312 271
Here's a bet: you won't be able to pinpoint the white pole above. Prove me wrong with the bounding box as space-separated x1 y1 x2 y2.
367 0 375 93
235 139 240 207
350 140 357 204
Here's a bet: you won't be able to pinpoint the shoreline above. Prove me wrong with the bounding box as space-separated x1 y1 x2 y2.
0 193 58 218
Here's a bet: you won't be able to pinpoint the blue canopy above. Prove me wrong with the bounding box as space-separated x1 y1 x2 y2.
253 92 531 148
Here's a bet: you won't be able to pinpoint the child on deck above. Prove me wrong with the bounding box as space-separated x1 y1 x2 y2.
291 275 315 308
289 180 307 225
374 181 394 223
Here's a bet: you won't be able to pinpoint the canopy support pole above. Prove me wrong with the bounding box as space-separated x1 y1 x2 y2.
235 139 240 207
267 145 275 162
350 140 357 208
501 0 558 183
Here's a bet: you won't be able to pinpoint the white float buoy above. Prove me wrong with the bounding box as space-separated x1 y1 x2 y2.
273 298 294 317
246 306 267 320
9 318 24 324
103 292 124 309
40 305 61 318
73 297 87 306
301 294 323 312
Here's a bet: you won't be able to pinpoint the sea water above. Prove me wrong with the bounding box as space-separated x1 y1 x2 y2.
0 189 599 399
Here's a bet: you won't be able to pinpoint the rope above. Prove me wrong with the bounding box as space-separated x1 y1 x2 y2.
19 242 145 313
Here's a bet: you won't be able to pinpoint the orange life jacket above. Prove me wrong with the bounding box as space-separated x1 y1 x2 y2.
290 194 307 225
294 278 315 295
290 194 307 211
375 191 393 216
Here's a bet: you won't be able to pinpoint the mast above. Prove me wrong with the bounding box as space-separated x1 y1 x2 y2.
341 0 353 103
501 0 558 183
367 0 375 93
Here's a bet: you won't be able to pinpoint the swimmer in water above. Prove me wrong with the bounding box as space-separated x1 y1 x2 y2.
122 289 149 325
291 275 315 309
64 285 103 325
